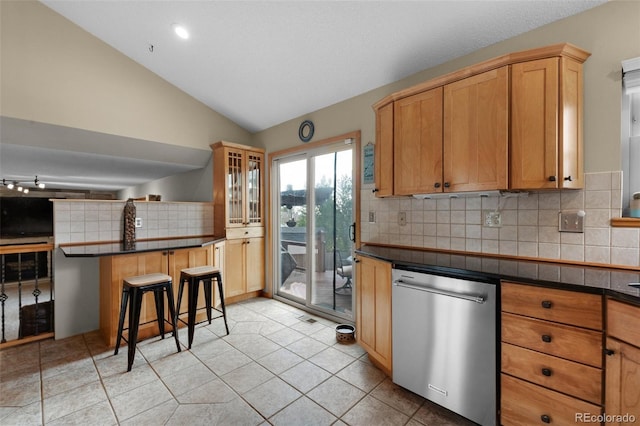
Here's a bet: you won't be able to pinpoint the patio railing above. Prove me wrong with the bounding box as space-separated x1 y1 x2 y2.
0 242 55 347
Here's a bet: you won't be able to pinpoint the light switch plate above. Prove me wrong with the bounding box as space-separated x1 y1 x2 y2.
398 211 407 226
559 210 585 233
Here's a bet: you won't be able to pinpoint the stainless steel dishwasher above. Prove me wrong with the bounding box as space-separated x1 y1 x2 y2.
392 267 497 426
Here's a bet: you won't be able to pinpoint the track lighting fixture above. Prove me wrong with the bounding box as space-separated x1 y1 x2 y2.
2 176 46 193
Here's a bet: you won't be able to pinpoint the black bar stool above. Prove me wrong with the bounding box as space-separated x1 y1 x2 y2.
114 273 181 371
176 265 229 349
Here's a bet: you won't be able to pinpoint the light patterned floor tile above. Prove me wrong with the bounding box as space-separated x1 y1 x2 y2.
257 347 304 374
269 396 337 426
336 359 387 392
307 376 366 417
279 360 332 393
309 346 356 373
221 361 274 394
243 377 302 418
342 394 409 426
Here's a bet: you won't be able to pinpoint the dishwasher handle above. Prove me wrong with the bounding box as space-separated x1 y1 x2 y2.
393 279 486 304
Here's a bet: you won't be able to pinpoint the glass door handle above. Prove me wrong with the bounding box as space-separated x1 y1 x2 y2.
349 223 356 242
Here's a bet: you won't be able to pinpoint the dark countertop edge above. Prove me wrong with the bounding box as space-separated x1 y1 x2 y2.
356 245 640 304
60 236 226 257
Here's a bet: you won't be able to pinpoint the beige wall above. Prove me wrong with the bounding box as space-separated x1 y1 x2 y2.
254 1 640 174
0 0 251 151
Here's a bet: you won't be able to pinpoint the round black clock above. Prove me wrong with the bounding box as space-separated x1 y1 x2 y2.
298 120 314 142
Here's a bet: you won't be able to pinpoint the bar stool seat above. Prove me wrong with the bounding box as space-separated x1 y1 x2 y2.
177 265 229 349
114 273 181 371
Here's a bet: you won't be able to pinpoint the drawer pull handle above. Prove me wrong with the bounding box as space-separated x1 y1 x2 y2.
541 334 552 343
541 368 552 376
541 300 552 309
605 349 615 356
541 414 551 423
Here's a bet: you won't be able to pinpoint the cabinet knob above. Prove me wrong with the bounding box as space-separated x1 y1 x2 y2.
246 240 251 244
541 300 553 309
541 334 552 343
372 188 379 193
434 182 441 189
605 349 615 356
541 368 552 377
541 414 551 424
564 176 573 182
444 182 450 188
354 258 360 263
548 176 556 182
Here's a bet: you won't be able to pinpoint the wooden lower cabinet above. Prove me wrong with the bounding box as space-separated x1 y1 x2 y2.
224 236 264 300
501 374 602 425
99 246 213 347
355 255 391 375
605 299 640 425
500 281 604 425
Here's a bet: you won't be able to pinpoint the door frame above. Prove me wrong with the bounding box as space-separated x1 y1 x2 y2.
266 130 361 318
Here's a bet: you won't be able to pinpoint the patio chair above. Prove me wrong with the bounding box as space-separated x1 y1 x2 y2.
335 250 352 295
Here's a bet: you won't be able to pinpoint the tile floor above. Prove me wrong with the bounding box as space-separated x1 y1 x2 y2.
0 297 474 425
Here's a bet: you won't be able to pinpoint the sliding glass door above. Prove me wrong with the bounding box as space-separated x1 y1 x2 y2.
274 142 354 321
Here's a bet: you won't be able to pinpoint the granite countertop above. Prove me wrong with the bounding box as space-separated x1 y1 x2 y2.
60 236 225 257
356 244 640 301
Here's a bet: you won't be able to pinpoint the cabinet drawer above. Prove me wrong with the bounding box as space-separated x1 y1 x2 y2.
501 374 601 426
502 312 603 368
502 282 602 330
607 299 640 348
226 226 264 239
502 342 602 404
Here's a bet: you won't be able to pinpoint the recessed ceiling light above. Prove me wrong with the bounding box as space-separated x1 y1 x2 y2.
172 23 189 40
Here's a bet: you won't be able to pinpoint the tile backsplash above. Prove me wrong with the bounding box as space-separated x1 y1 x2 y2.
360 171 640 267
53 200 214 246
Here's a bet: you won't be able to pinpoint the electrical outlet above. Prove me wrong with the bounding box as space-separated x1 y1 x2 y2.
483 210 501 227
559 210 585 233
135 217 143 228
398 211 407 226
368 211 376 223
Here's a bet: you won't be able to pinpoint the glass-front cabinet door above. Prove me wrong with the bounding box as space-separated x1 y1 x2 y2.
222 146 264 229
226 147 244 227
246 151 264 226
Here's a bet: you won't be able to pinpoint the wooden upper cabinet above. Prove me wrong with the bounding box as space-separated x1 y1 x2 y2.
372 43 590 196
374 102 394 197
394 87 443 195
444 66 509 192
511 56 585 189
212 141 265 234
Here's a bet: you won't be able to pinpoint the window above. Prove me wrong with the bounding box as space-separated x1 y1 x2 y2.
621 57 640 216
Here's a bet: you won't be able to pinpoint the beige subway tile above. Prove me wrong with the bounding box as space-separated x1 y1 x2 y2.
518 193 539 210
560 232 584 245
538 226 560 244
538 243 560 260
538 192 561 210
585 246 611 264
584 228 610 246
611 228 639 248
585 190 611 209
436 237 451 249
538 210 559 227
584 209 611 228
518 242 538 257
518 210 538 226
585 172 612 190
466 224 481 239
451 224 465 238
482 227 499 240
499 225 517 241
561 191 585 210
611 247 640 267
560 244 584 261
518 226 538 242
466 239 481 252
500 240 518 255
450 238 466 251
482 240 499 254
450 198 466 211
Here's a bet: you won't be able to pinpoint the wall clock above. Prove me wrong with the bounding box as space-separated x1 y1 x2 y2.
298 120 314 142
